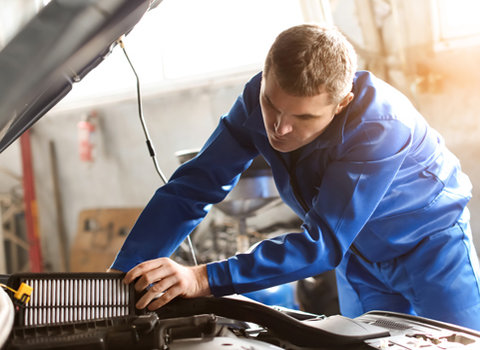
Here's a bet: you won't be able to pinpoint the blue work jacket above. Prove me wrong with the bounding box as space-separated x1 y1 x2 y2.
112 71 472 297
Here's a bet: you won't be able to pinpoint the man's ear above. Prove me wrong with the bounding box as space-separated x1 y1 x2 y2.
335 92 354 114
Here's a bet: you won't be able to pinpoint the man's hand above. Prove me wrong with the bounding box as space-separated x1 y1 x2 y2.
123 258 211 310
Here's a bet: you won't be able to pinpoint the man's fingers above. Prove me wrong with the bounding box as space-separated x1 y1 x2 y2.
123 258 209 310
134 264 174 292
123 258 165 284
147 285 181 310
135 275 177 309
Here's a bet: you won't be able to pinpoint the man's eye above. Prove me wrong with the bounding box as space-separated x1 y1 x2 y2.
296 114 315 120
268 104 278 112
265 98 279 113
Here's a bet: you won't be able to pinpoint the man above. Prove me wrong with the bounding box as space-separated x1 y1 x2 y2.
111 24 480 330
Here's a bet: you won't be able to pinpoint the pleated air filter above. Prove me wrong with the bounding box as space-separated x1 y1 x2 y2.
7 273 137 327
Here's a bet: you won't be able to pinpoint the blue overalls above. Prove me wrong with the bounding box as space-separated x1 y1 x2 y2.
112 71 480 330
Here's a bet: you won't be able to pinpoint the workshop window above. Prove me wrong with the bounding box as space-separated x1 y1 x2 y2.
58 0 304 108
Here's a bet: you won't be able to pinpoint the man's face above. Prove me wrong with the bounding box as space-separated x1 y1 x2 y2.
260 72 352 153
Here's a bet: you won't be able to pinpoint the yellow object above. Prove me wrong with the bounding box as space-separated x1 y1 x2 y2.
0 282 33 305
14 283 33 304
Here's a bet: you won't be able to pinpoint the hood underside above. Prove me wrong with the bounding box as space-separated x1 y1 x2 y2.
0 0 160 153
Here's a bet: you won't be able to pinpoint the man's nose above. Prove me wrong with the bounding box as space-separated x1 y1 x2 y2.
274 115 293 136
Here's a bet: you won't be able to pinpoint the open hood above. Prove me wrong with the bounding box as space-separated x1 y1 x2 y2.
0 0 161 153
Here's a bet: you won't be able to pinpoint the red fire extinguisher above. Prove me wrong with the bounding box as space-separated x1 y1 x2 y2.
77 111 97 162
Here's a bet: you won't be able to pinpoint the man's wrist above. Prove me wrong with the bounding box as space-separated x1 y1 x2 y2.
193 264 212 296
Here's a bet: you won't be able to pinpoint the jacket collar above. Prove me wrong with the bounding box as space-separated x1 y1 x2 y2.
244 104 267 135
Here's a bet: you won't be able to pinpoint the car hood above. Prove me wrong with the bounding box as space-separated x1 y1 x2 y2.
0 0 161 153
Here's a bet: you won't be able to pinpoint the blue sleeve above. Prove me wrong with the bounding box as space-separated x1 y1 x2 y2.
111 82 260 272
207 119 413 296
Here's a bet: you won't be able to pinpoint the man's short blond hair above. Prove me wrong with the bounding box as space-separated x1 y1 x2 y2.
264 24 357 104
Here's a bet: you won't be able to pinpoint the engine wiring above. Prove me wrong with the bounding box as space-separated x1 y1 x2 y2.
117 37 198 266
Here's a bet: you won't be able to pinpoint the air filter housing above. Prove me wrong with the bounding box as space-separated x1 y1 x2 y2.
7 273 136 327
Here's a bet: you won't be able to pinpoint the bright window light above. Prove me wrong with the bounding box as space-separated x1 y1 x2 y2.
433 0 480 46
58 0 304 108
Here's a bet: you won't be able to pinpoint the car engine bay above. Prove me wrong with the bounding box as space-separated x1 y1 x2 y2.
1 272 480 350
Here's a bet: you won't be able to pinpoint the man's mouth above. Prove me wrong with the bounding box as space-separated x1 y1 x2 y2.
269 132 284 141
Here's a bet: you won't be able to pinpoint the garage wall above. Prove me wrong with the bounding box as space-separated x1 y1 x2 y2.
28 72 266 271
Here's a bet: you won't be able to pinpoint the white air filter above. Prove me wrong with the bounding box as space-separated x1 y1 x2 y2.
9 273 135 327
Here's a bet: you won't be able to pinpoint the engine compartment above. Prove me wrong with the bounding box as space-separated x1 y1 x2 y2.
1 272 480 350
